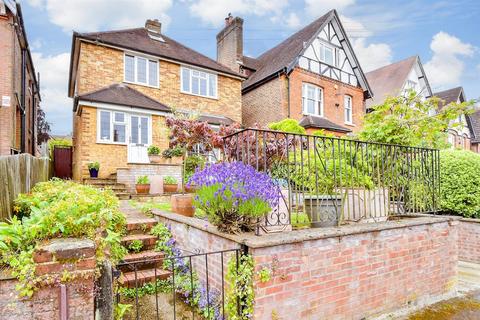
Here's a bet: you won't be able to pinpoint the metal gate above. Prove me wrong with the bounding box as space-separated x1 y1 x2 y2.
53 146 72 179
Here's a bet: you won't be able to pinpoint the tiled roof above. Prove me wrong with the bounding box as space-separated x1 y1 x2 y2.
434 87 464 106
75 28 244 78
76 83 171 112
365 56 417 108
298 115 352 133
467 109 480 143
242 10 333 90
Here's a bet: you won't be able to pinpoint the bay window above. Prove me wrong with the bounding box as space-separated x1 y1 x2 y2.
302 83 323 116
181 66 217 98
124 54 159 87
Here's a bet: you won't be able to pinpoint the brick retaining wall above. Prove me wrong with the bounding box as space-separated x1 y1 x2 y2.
458 219 480 263
0 238 96 320
117 163 182 193
153 211 459 320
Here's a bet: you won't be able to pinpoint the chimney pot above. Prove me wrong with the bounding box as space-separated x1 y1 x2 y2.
145 19 161 34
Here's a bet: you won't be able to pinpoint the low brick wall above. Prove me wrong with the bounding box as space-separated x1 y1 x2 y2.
0 238 96 320
153 211 459 320
458 218 480 263
117 163 181 193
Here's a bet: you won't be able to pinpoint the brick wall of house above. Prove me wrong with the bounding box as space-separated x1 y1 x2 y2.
0 14 15 155
242 75 288 127
117 163 182 193
72 106 171 180
76 42 242 123
252 220 457 319
0 239 96 320
458 219 480 263
289 67 365 133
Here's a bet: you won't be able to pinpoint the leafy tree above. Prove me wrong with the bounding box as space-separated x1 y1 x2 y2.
36 108 50 144
358 90 475 148
268 119 306 134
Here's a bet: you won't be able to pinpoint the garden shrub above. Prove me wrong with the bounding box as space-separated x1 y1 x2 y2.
440 150 480 217
1 178 126 297
268 119 306 134
189 162 280 233
184 155 206 183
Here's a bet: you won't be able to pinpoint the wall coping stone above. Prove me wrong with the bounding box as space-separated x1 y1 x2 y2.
33 238 95 262
117 163 182 169
153 210 459 249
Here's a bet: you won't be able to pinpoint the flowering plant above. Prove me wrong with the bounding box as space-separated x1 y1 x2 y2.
188 162 280 233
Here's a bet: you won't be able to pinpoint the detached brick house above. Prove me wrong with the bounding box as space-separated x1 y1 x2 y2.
0 1 40 155
216 10 373 135
68 19 244 181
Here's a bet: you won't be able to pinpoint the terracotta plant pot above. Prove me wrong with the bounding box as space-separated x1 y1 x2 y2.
184 184 197 193
163 183 178 193
148 154 162 164
135 184 150 194
170 194 195 217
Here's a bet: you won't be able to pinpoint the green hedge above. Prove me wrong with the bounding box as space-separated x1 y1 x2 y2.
440 150 480 217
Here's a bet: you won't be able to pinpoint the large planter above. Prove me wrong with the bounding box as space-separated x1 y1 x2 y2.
163 183 178 193
89 168 99 178
337 188 389 223
148 154 162 164
135 184 150 194
171 194 195 217
304 194 342 228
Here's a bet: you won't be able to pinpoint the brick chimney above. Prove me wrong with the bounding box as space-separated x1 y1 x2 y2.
145 19 161 34
216 13 243 73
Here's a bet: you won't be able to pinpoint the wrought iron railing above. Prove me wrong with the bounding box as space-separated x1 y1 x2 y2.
223 128 440 234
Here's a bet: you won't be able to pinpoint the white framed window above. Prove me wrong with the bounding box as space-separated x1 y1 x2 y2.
319 42 335 66
124 54 159 87
97 110 127 144
447 132 455 148
181 66 217 99
344 95 353 124
302 83 323 116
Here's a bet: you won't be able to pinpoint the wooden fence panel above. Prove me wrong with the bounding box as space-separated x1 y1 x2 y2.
0 154 51 221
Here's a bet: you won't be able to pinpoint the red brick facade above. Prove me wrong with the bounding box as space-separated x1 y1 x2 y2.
458 219 480 263
0 6 40 156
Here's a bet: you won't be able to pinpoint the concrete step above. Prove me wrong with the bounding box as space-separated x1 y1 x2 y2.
122 234 157 250
115 192 131 200
126 218 157 233
83 178 117 185
120 268 171 288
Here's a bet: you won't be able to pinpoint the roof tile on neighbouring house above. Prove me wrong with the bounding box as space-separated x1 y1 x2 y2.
76 83 171 112
76 28 244 78
467 109 480 143
434 87 464 106
365 56 417 108
299 115 352 133
242 10 333 90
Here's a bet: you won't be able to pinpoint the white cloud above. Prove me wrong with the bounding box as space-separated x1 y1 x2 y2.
30 0 172 32
305 0 355 17
424 32 475 89
286 13 301 29
188 0 289 26
32 52 72 134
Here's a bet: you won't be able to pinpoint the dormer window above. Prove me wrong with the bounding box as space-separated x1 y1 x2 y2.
124 54 159 87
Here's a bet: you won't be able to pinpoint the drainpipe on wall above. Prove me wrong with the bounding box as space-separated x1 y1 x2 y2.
284 67 291 118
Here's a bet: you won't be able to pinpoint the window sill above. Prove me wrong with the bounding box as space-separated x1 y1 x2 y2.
96 140 128 146
180 90 218 101
344 122 355 127
123 80 159 89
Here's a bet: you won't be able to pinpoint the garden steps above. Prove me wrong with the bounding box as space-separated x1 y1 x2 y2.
126 218 157 233
83 178 130 199
119 250 165 273
121 234 157 250
120 268 171 288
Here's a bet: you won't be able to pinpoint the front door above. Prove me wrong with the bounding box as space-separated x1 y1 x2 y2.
128 115 150 163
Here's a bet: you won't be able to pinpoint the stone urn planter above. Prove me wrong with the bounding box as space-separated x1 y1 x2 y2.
304 194 343 228
171 194 195 217
148 154 162 164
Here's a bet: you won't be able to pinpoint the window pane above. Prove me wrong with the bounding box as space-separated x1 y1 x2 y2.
182 68 190 92
137 57 147 83
131 116 139 144
192 76 200 95
307 86 315 99
199 77 207 96
100 111 110 140
113 124 126 142
148 60 158 86
140 117 148 144
324 47 334 65
125 55 135 82
114 112 124 123
208 74 216 97
307 100 315 114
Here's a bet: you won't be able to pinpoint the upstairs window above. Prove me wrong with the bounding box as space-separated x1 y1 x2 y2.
302 83 323 116
320 43 335 66
124 54 159 87
344 95 353 124
181 66 217 98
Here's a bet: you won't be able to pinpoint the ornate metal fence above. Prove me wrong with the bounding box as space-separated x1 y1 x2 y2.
223 128 440 234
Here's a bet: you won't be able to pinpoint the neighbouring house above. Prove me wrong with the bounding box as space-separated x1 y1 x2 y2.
216 10 373 136
434 86 472 150
467 108 480 153
68 19 244 182
0 0 40 156
365 55 432 110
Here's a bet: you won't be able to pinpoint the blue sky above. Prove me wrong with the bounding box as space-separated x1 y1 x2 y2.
20 0 480 135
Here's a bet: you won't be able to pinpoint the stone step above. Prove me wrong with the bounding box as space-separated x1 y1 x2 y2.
83 178 117 185
120 268 171 288
126 218 157 233
115 192 131 200
122 234 157 250
119 250 165 273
